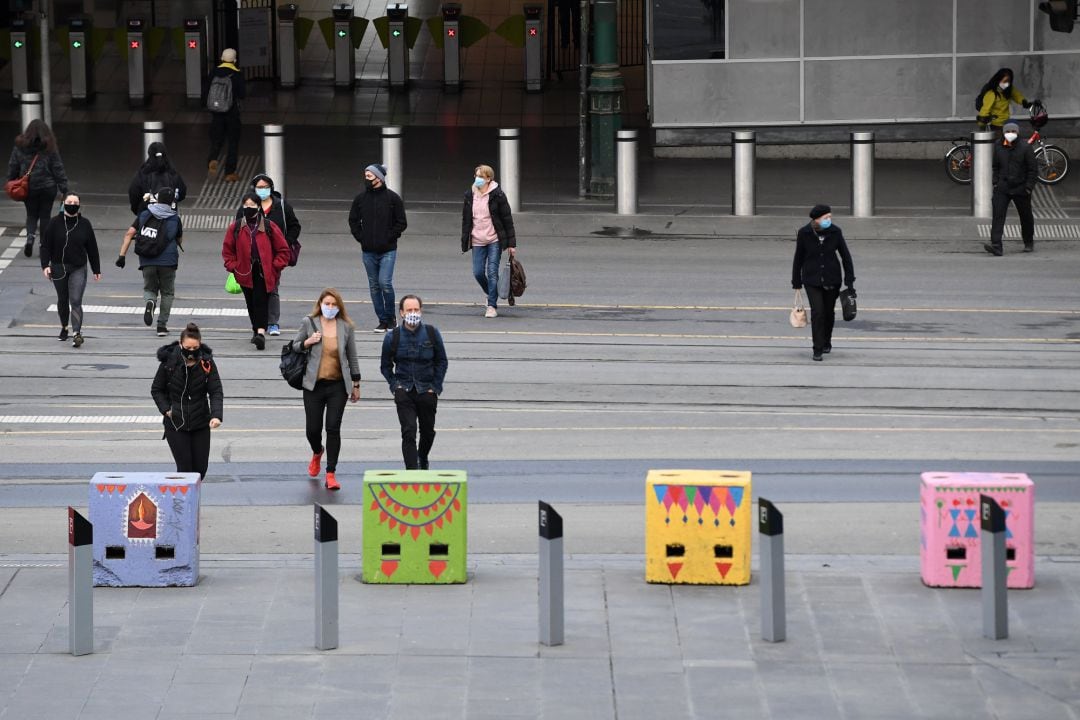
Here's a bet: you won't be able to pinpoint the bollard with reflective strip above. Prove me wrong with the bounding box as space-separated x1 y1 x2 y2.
538 501 564 646
851 131 875 217
732 131 756 216
20 92 43 130
314 504 339 650
263 125 286 197
143 121 164 158
68 507 94 656
381 126 403 197
616 130 638 215
972 131 994 219
499 128 521 213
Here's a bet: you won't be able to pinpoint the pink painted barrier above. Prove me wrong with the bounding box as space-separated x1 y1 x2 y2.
920 472 1034 589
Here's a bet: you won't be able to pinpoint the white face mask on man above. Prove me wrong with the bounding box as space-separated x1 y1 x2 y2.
1004 132 1019 143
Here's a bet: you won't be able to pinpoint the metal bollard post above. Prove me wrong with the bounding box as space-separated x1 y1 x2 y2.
850 131 875 217
142 121 164 158
980 495 1008 640
20 92 43 129
758 498 786 643
381 126 403 197
314 504 339 651
732 131 756 216
499 128 521 213
538 501 564 646
616 129 638 215
68 507 93 656
263 125 286 197
972 131 994 218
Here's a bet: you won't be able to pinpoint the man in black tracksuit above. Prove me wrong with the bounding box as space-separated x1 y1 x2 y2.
348 163 408 331
985 120 1037 256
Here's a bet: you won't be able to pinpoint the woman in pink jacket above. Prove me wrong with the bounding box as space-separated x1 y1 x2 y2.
460 164 516 318
222 192 291 349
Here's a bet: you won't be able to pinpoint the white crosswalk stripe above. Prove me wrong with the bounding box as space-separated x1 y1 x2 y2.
0 415 162 424
977 223 1080 239
192 155 260 210
47 304 250 317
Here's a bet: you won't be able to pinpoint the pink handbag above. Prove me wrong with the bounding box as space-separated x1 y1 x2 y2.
789 290 807 328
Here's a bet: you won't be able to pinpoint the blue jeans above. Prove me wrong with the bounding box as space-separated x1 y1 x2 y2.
362 250 396 325
471 244 502 309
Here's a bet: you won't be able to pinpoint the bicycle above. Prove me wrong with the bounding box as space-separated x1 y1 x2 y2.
944 103 1069 185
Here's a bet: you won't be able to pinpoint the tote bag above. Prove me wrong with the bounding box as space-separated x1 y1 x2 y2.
789 290 807 328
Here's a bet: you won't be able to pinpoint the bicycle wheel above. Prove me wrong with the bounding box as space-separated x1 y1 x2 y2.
945 144 973 184
1036 145 1069 185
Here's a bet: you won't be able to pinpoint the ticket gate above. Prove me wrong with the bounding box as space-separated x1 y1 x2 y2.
442 3 461 91
183 18 207 107
278 4 300 88
126 18 150 107
524 4 543 92
11 17 37 98
387 3 409 90
332 4 355 89
69 17 94 105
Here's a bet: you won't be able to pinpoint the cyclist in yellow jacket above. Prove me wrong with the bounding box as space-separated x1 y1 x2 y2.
976 68 1039 136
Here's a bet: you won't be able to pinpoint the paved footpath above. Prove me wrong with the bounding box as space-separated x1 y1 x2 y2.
1 551 1079 719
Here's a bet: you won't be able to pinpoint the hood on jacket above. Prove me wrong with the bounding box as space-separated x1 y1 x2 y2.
157 341 215 363
479 180 500 195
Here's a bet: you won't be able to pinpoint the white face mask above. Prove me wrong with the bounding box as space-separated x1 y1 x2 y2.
999 82 1010 91
1004 132 1019 143
403 311 422 327
321 304 339 319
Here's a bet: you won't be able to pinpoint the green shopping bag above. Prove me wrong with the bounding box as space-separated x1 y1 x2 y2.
225 272 242 294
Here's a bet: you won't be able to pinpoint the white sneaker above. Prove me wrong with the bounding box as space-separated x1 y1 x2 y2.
484 306 498 318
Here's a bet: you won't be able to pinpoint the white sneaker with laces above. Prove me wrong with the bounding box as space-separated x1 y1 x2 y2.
484 306 498 318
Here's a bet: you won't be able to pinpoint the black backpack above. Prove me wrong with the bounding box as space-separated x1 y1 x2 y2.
134 215 172 259
279 317 315 390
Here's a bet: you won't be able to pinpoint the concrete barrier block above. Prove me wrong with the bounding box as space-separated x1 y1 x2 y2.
362 470 467 584
920 472 1034 589
89 472 201 587
646 469 752 585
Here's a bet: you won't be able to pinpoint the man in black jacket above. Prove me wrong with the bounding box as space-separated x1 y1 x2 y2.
206 48 245 182
985 121 1037 256
348 163 408 331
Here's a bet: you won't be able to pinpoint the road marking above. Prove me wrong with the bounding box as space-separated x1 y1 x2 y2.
182 214 234 231
47 304 250 317
977 223 1080 239
0 415 163 424
1032 184 1069 220
193 155 259 210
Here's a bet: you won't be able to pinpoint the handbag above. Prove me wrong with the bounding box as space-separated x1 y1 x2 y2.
225 272 242 294
5 154 38 202
789 289 807 328
840 288 857 321
279 317 315 390
497 254 511 300
508 254 526 307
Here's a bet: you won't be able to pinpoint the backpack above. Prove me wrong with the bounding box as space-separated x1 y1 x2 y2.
975 88 992 113
134 214 172 259
207 74 234 113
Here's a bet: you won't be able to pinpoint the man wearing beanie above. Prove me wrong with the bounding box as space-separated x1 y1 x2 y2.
348 163 408 331
985 120 1037 256
206 48 245 182
792 204 855 361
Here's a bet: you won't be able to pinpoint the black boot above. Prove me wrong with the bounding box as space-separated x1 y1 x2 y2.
983 243 1003 257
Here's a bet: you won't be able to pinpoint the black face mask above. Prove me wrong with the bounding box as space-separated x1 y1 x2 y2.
64 204 80 215
242 206 260 222
181 347 200 361
364 178 376 190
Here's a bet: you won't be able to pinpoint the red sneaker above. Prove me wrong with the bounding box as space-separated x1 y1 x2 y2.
308 451 323 478
325 472 340 491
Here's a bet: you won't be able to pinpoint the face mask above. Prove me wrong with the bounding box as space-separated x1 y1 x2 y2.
364 178 376 190
181 347 200 361
999 82 1010 91
403 311 422 327
473 177 485 188
1004 132 1018 143
818 218 832 230
64 204 80 215
321 304 339 319
242 206 260 222
255 187 271 200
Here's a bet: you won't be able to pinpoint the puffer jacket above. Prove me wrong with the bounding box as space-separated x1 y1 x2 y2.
7 140 68 195
151 343 224 431
460 185 516 252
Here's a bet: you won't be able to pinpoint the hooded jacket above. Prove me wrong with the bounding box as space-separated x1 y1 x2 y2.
7 139 68 195
792 222 855 290
128 144 187 214
132 208 182 270
348 185 407 254
151 343 224 431
460 183 517 252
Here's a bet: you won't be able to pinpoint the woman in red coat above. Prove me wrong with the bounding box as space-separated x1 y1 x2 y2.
222 192 291 350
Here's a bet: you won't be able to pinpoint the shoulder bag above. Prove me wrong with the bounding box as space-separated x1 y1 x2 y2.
840 288 857 321
5 154 38 202
280 317 315 390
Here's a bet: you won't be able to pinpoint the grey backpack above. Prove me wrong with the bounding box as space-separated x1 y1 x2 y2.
206 74 233 113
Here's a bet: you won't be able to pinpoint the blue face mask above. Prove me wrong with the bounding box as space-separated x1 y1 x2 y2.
473 177 485 188
321 304 339 320
255 187 272 200
818 218 832 230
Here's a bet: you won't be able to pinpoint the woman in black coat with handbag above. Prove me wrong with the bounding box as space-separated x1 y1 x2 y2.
151 323 224 479
460 164 516 318
7 119 69 258
792 204 855 362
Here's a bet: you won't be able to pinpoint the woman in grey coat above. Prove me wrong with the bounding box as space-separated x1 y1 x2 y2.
288 288 362 490
7 119 69 258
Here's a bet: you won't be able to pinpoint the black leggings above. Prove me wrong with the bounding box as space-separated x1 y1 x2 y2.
804 284 839 354
163 424 212 480
24 187 55 241
304 379 348 472
52 264 87 332
240 262 269 332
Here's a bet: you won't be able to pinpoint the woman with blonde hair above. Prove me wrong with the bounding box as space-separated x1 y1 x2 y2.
460 163 516 317
287 288 362 490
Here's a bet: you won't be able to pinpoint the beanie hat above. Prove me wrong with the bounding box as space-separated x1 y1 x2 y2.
154 187 175 205
366 163 387 184
1003 121 1020 134
809 204 832 220
221 48 237 63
